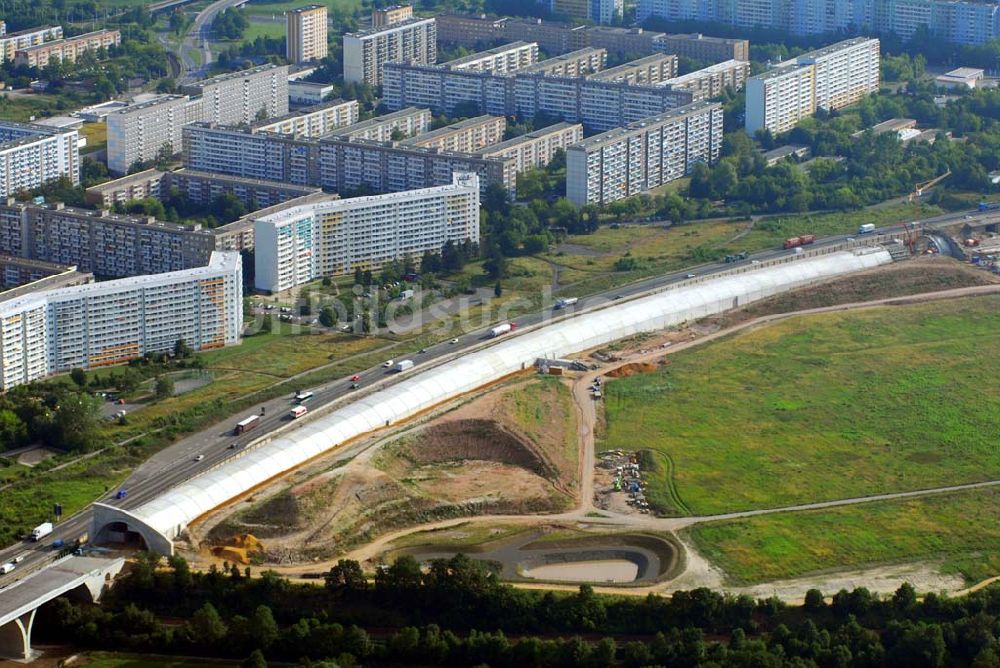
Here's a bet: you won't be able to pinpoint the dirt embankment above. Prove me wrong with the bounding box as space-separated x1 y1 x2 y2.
606 362 659 378
708 257 997 330
208 378 580 563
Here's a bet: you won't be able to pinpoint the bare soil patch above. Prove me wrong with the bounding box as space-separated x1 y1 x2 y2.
606 362 659 378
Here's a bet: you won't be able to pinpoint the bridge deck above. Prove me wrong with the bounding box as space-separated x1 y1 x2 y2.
0 557 118 626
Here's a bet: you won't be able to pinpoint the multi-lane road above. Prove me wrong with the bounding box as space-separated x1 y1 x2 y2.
0 207 991 584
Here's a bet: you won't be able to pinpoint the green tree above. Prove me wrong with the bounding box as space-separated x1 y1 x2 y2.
260 314 273 334
0 409 28 451
326 559 368 591
174 338 193 358
319 306 336 328
189 602 228 646
249 605 279 650
241 649 267 668
52 392 102 451
155 375 174 399
494 280 502 298
70 368 87 387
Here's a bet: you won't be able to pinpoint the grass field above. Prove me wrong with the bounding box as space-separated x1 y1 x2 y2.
502 376 579 475
687 488 1000 585
601 295 1000 515
81 653 238 667
241 0 360 16
80 122 107 154
543 202 938 298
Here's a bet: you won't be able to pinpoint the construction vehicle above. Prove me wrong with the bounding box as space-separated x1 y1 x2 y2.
909 169 951 201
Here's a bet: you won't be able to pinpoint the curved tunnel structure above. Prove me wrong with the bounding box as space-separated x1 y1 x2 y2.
93 248 893 554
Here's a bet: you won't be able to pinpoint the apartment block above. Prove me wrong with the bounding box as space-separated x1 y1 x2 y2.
0 255 88 291
326 107 433 142
509 73 695 131
372 4 414 27
588 53 677 85
441 41 538 73
286 4 328 64
106 95 190 175
401 115 506 153
251 99 359 138
0 251 242 389
342 16 436 86
551 0 623 24
382 60 694 130
213 191 332 253
0 25 62 62
658 59 750 100
566 100 723 206
474 122 583 173
13 29 119 67
435 13 509 47
654 33 750 63
520 47 607 77
0 122 79 197
288 80 335 105
316 137 516 197
182 121 515 196
254 173 479 292
745 37 879 134
84 169 169 207
181 64 289 126
0 200 216 278
183 124 320 186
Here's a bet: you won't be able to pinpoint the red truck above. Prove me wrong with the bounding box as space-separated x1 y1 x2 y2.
783 234 817 250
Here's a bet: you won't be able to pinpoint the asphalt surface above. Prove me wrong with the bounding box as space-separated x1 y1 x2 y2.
176 0 248 83
0 206 992 586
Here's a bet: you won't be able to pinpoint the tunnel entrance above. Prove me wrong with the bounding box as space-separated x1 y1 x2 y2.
94 521 147 550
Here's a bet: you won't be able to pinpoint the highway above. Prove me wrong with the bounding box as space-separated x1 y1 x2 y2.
175 0 248 83
0 206 990 585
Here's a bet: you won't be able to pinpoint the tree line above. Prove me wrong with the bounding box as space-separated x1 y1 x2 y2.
36 551 1000 667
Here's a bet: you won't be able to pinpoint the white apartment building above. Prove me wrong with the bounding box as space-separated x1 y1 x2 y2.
181 64 290 127
745 37 879 134
0 122 79 198
286 4 328 64
327 107 432 142
252 99 359 138
566 100 723 206
475 122 583 173
588 53 677 85
401 115 506 152
519 48 607 77
254 173 479 292
658 59 751 100
0 25 62 62
106 95 190 175
441 41 538 74
343 17 436 87
0 252 242 390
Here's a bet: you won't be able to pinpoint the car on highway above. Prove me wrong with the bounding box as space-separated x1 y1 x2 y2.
0 563 15 574
612 295 622 300
194 454 205 462
351 383 360 389
450 338 459 344
686 273 696 278
228 443 237 449
115 489 127 500
382 360 394 368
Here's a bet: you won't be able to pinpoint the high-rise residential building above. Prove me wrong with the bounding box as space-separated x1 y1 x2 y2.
551 0 623 24
0 122 79 198
441 41 538 74
107 65 291 175
13 28 119 67
181 64 289 126
745 37 879 134
653 33 750 62
251 99 359 138
520 47 607 77
372 4 414 27
638 0 1000 46
326 107 433 142
400 115 506 152
566 100 723 206
0 25 62 62
382 58 695 131
587 53 677 85
0 252 242 390
658 59 751 100
253 173 479 292
343 15 436 86
286 5 328 64
181 121 516 196
474 122 584 173
106 95 191 175
0 200 217 278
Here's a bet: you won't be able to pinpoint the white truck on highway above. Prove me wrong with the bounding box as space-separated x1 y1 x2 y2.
858 223 876 234
555 297 578 310
31 522 53 541
488 322 517 338
0 563 14 574
395 359 414 372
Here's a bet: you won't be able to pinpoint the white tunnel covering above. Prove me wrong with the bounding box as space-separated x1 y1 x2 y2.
98 248 892 553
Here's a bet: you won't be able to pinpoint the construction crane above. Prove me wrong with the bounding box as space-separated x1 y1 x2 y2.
909 169 952 201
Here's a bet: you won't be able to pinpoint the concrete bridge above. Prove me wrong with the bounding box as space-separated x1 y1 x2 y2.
0 556 125 661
